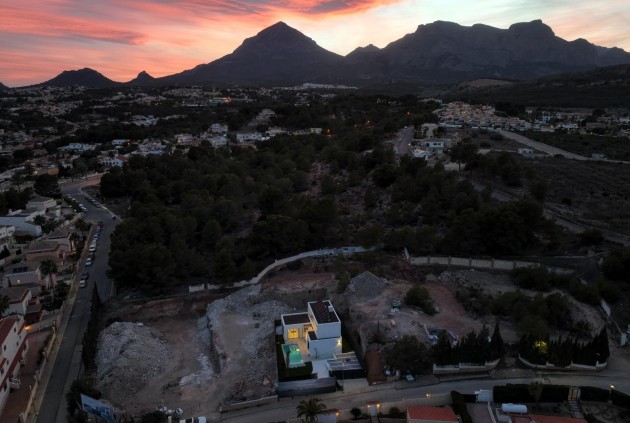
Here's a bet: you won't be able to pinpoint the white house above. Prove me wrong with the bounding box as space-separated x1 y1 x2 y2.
26 195 57 212
281 300 342 360
3 287 32 316
0 209 44 236
236 132 263 143
0 315 29 414
210 123 228 135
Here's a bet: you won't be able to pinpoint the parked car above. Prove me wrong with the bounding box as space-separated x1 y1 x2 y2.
89 245 96 252
180 418 206 423
85 258 92 266
79 280 86 288
98 221 104 226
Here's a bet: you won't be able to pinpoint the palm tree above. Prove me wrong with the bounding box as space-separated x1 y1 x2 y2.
296 397 327 423
39 258 58 290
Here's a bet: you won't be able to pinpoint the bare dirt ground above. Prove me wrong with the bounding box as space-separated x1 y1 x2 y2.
97 259 624 420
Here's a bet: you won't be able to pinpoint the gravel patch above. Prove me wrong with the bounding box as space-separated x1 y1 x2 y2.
96 322 173 405
347 271 388 298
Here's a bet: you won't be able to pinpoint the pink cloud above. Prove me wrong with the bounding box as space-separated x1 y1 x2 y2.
0 5 147 45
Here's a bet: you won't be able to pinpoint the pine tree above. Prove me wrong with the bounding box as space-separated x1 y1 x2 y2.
490 321 505 360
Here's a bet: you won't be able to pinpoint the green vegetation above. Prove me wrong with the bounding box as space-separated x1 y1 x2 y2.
404 285 436 315
431 323 504 366
510 267 571 291
81 288 102 372
383 335 431 375
519 327 609 367
65 379 101 419
296 397 327 423
97 94 563 295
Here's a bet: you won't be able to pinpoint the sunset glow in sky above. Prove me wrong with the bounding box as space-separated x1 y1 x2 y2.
1 0 629 87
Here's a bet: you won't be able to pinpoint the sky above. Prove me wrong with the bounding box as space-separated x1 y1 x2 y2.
1 0 629 87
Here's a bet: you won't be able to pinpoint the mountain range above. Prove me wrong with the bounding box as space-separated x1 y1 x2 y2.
10 20 630 88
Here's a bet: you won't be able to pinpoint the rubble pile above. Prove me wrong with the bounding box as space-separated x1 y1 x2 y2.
198 285 294 402
95 322 172 405
347 271 387 298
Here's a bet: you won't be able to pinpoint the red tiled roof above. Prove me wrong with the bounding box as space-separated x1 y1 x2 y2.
531 414 588 423
407 406 459 422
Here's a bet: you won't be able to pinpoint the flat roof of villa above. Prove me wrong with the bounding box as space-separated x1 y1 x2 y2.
282 313 310 325
309 300 339 323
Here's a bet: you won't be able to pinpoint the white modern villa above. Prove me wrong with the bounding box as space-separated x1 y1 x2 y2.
280 300 342 365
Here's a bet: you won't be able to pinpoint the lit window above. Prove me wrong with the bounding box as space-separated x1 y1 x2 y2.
288 328 299 339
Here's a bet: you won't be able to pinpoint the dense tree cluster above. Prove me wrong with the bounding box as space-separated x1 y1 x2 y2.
0 187 32 214
519 327 610 367
431 323 504 366
383 335 432 376
100 95 560 293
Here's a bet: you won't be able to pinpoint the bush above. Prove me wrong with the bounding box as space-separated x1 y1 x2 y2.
539 385 570 402
493 384 534 403
569 281 600 305
597 279 623 304
405 285 436 315
388 406 403 417
611 389 630 409
580 386 610 402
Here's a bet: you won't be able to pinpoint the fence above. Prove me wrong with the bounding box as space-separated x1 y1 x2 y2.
518 355 607 372
189 246 371 292
409 256 572 274
433 359 500 375
219 395 278 412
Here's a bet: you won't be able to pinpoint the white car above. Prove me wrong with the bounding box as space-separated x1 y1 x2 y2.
85 258 92 266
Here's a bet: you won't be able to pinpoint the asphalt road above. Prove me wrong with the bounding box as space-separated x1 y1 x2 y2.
34 179 119 423
220 373 630 423
395 126 414 156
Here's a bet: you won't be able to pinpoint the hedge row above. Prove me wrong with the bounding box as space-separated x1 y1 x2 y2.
611 389 630 410
493 384 570 403
579 386 610 402
451 391 473 423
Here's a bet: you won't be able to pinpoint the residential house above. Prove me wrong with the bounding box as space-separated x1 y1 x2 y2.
3 287 31 316
0 209 44 236
406 406 458 423
1 286 42 324
26 195 57 212
47 228 76 254
99 156 126 168
0 225 15 253
281 300 342 360
1 261 47 289
0 315 29 414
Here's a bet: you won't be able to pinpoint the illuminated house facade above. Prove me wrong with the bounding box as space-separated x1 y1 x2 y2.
281 300 342 360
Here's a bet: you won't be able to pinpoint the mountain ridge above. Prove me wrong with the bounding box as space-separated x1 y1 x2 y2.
24 19 630 88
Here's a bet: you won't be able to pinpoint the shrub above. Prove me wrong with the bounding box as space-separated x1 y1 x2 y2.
579 386 610 402
568 281 600 305
611 389 630 409
351 407 362 419
493 384 534 403
405 285 436 315
388 406 402 417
